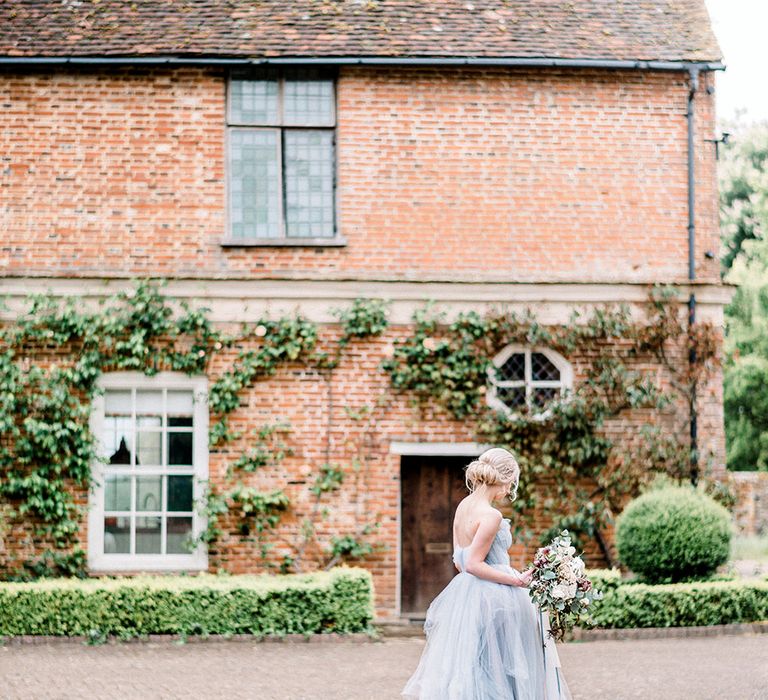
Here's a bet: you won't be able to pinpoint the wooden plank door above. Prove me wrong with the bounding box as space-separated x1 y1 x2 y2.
400 455 470 617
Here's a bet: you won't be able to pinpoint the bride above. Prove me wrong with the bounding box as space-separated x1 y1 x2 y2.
401 447 572 700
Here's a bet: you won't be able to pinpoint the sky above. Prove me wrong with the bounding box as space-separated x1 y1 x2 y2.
705 0 768 123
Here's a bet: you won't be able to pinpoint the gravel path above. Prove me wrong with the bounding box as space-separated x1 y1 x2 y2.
1 634 767 699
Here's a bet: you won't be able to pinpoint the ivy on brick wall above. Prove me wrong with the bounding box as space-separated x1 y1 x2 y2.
382 286 726 565
0 281 387 580
0 280 728 577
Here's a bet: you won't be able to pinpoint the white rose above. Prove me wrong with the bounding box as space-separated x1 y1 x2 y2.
570 557 585 575
551 584 567 599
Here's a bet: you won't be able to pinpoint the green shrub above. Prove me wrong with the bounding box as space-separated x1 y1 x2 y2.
0 567 373 639
616 487 732 583
590 579 768 628
586 568 624 594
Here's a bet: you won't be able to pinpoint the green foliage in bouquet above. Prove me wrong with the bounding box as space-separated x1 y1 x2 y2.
528 530 603 641
616 487 732 584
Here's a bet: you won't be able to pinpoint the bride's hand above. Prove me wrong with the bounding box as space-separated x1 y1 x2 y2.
510 569 533 587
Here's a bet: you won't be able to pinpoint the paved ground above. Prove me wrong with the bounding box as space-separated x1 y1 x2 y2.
1 634 767 700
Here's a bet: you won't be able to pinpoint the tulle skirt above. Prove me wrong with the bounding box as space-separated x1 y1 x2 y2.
401 565 571 700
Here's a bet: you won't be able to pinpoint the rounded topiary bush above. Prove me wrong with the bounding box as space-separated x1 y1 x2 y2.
616 487 732 584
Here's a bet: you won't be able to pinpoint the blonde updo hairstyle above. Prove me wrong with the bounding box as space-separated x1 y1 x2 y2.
465 447 520 501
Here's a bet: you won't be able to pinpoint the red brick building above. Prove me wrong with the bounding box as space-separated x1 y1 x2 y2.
0 1 730 619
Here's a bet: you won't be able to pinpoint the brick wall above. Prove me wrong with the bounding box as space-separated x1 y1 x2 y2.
0 63 729 618
0 325 728 618
731 472 768 537
1 65 719 284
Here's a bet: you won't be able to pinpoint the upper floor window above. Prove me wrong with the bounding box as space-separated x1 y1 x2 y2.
226 68 337 242
88 373 208 572
487 346 573 419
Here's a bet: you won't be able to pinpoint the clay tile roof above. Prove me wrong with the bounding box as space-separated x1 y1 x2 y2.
0 0 722 63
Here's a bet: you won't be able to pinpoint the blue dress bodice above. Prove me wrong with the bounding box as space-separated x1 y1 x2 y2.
452 518 512 572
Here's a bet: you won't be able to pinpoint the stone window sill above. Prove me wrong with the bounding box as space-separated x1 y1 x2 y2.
220 237 348 248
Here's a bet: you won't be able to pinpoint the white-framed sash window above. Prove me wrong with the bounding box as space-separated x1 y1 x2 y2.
87 372 209 572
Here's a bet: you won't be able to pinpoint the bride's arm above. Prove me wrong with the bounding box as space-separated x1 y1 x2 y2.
464 512 528 587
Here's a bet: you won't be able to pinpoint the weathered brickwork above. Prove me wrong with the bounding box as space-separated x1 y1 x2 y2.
0 328 727 618
1 66 719 284
0 63 728 618
731 472 768 537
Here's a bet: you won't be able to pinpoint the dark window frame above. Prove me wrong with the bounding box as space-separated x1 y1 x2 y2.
223 67 344 247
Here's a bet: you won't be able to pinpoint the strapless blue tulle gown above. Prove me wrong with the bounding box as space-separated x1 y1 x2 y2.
401 518 572 700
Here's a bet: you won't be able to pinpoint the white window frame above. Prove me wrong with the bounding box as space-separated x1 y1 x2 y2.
87 372 209 572
486 345 573 421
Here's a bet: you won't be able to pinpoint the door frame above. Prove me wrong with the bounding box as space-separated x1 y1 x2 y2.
390 441 490 619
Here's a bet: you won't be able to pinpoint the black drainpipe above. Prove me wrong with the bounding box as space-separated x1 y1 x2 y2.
686 65 700 487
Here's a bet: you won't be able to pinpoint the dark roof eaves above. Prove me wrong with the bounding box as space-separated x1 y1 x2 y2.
0 54 725 71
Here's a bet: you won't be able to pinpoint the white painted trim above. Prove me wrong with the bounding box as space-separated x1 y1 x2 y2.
487 345 574 421
389 441 491 456
0 278 734 326
87 372 209 573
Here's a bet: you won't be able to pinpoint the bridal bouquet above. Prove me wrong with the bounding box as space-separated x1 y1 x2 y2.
527 530 602 642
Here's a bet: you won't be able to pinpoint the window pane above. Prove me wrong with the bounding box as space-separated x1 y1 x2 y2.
284 70 335 126
532 386 559 408
284 130 334 238
496 386 526 409
105 390 131 415
497 353 525 382
168 475 193 512
169 416 193 428
136 476 162 512
531 353 560 381
136 516 162 554
168 432 193 467
137 431 162 467
167 390 193 416
229 129 281 239
105 475 131 511
167 517 193 554
229 72 279 124
136 391 162 418
104 417 134 465
104 516 130 554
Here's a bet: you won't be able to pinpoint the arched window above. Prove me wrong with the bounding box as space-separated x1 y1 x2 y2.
87 372 209 572
486 346 573 419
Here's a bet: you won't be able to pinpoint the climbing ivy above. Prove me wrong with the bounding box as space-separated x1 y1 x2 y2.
0 278 725 577
0 281 388 579
382 285 723 565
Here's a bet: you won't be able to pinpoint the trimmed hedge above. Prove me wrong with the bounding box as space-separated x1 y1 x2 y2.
589 579 768 629
586 568 623 594
0 567 374 639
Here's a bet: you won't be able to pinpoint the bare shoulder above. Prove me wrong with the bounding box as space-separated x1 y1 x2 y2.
484 508 504 525
473 507 502 529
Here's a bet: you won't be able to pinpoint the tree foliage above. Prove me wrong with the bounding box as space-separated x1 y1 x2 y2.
720 121 768 273
721 120 768 470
